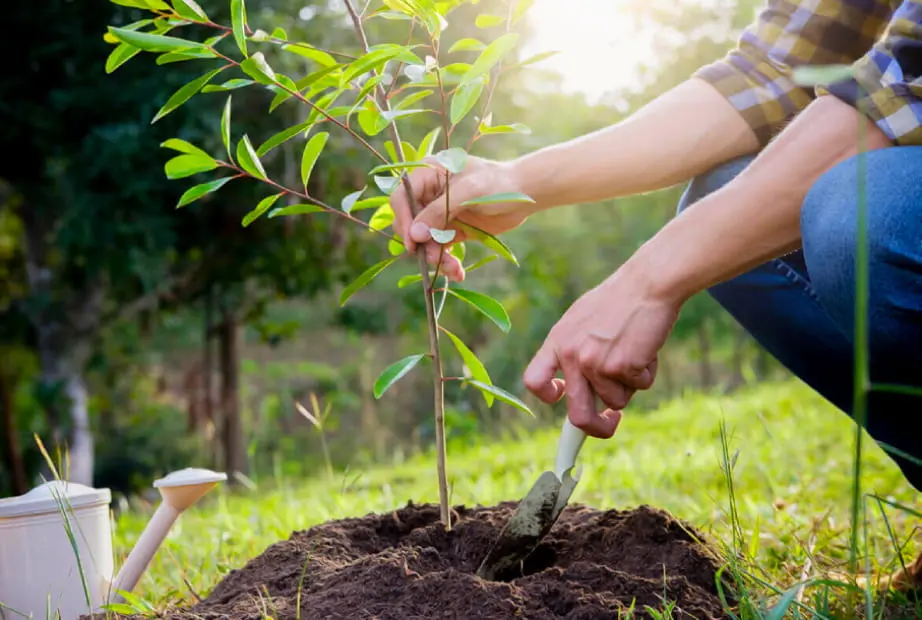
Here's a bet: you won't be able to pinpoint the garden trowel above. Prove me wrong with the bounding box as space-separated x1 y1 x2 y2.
476 418 587 581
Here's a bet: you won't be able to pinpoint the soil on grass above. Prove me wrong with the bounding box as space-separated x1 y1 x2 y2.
154 502 732 619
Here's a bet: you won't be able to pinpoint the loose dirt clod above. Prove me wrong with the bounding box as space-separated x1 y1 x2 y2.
152 503 732 619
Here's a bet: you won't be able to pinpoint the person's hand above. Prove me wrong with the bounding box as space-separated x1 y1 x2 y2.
522 264 681 438
390 155 539 281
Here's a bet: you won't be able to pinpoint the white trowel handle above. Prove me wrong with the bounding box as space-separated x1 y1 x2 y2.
554 418 587 479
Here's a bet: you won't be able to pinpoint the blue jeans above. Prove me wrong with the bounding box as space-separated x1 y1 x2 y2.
677 147 922 491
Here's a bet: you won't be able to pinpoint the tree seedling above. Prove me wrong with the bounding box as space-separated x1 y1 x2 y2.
104 0 547 529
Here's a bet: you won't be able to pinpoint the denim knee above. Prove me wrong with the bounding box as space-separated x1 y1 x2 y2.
802 146 922 361
676 155 756 216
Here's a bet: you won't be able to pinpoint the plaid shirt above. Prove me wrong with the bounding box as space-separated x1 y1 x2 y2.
695 0 922 146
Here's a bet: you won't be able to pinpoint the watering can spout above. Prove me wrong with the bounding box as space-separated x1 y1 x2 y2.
110 468 227 600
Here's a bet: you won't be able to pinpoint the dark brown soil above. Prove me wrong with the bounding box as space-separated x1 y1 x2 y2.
159 502 732 619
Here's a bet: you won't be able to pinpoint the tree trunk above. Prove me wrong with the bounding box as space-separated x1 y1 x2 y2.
730 325 747 390
697 322 713 390
0 362 28 495
22 202 102 486
219 308 246 482
204 286 217 468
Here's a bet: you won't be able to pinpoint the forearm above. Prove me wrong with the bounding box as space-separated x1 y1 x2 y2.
509 78 760 210
630 95 893 304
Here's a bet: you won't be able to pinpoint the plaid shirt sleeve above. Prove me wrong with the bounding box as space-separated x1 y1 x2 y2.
819 2 922 145
693 1 895 146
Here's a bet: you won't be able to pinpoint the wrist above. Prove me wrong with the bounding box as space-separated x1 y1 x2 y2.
506 150 562 213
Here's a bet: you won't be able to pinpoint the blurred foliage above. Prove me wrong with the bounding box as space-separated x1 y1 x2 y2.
0 0 788 497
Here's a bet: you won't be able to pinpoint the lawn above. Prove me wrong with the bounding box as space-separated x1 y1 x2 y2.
114 379 920 617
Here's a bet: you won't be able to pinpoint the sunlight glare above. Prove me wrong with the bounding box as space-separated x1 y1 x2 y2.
524 0 655 101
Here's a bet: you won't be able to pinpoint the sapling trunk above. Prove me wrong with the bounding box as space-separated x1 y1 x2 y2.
344 0 451 528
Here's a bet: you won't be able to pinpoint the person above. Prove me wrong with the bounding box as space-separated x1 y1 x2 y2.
391 0 922 591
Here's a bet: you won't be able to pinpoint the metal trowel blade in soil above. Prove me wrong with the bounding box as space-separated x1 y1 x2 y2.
476 419 586 581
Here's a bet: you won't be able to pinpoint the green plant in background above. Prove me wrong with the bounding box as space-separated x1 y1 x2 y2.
103 0 542 529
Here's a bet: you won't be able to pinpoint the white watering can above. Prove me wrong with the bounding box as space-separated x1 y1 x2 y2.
0 467 226 620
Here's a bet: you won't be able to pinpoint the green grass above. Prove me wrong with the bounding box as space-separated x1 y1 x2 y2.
112 380 919 617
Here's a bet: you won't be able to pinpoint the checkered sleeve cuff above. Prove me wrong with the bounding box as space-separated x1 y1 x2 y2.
817 2 922 146
694 54 816 147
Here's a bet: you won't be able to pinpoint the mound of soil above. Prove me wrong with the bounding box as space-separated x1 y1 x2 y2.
161 502 731 619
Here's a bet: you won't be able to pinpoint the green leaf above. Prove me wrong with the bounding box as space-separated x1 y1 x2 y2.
202 78 254 93
479 122 531 135
792 63 854 86
240 52 276 84
450 78 484 125
368 204 394 230
107 27 204 52
176 176 234 208
242 192 284 227
367 161 431 176
465 380 533 415
110 0 155 8
449 38 485 53
374 175 400 195
256 121 311 157
156 47 217 64
161 138 210 158
446 288 511 332
221 96 233 161
301 132 330 189
341 187 365 213
430 228 456 244
105 43 141 73
394 89 434 110
341 47 404 85
271 27 288 40
435 148 468 173
398 274 422 288
143 0 171 8
513 0 534 23
462 33 519 85
152 66 225 123
380 108 432 124
418 127 441 158
461 192 535 206
374 354 425 399
175 174 233 205
281 44 339 67
516 50 559 68
268 75 300 112
388 237 405 256
172 0 209 21
268 204 326 218
350 196 389 212
454 221 518 266
230 0 247 57
164 154 218 179
465 254 498 273
236 135 266 179
340 257 399 306
475 14 505 28
443 328 493 405
451 241 466 262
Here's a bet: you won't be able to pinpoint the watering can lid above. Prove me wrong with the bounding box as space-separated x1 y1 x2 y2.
0 480 111 518
153 467 227 488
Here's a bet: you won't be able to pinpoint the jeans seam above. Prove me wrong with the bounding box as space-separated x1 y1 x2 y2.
772 258 820 302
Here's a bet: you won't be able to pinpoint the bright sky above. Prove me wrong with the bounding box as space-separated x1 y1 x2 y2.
524 0 658 101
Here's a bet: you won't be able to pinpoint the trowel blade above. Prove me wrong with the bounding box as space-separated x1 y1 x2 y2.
549 466 581 523
476 470 562 581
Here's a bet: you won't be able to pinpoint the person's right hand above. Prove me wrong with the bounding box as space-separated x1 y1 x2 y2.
390 154 539 281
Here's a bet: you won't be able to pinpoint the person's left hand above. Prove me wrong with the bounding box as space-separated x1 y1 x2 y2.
522 265 681 438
